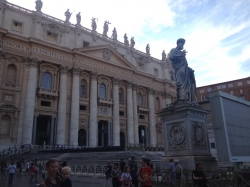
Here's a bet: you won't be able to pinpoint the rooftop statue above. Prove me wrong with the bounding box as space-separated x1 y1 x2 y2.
169 38 197 103
64 9 72 23
111 27 117 40
91 18 97 31
146 44 150 55
103 20 111 36
130 37 135 48
35 0 43 12
124 34 129 46
76 12 81 25
162 50 166 61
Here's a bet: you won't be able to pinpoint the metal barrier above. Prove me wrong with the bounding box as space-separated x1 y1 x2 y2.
125 144 164 152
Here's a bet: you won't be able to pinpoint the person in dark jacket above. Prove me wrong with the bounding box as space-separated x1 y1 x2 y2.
192 163 210 187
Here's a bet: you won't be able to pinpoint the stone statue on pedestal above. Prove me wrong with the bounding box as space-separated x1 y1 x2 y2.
124 34 129 46
103 20 111 36
169 38 197 103
76 12 81 25
111 27 117 40
91 18 97 31
146 44 150 55
35 0 43 12
64 9 72 23
162 50 166 61
130 37 135 48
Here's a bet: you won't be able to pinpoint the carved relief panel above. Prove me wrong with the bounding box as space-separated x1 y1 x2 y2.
168 122 188 150
192 121 207 149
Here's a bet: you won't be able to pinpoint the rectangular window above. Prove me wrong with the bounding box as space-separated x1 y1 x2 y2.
154 68 159 77
240 89 243 94
139 115 145 119
79 105 87 111
41 101 51 107
46 31 58 42
201 96 206 101
217 85 221 90
119 111 124 116
221 85 226 89
83 41 90 47
238 82 242 86
247 80 250 84
80 85 85 96
12 20 23 33
211 142 216 149
207 88 212 92
230 91 233 95
200 89 204 93
228 83 233 88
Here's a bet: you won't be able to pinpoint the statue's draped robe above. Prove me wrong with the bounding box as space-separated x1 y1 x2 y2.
169 48 197 102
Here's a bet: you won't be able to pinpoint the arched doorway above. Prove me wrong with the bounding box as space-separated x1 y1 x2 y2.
138 125 147 145
78 129 86 146
120 132 125 148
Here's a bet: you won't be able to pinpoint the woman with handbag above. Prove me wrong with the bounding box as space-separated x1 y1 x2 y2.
111 163 122 187
121 165 132 187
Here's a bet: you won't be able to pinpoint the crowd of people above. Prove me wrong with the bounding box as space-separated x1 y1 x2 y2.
1 156 210 187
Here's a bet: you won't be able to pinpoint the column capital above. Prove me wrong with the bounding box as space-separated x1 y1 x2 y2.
0 49 5 59
112 78 120 85
126 81 133 88
163 92 172 98
133 84 138 90
23 57 40 68
59 66 69 74
147 88 155 95
71 67 82 75
90 72 98 79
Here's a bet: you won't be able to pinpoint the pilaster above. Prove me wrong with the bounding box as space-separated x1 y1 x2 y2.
126 81 134 144
148 87 157 145
133 84 139 144
112 78 120 146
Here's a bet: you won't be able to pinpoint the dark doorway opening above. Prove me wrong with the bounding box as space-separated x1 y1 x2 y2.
138 125 147 145
78 129 87 146
98 120 109 147
120 132 125 148
36 115 51 145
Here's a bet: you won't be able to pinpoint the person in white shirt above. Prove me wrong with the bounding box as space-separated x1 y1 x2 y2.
8 161 16 185
25 160 30 176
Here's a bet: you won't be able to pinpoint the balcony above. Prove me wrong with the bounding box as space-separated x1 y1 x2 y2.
98 97 113 107
37 87 58 99
137 105 149 114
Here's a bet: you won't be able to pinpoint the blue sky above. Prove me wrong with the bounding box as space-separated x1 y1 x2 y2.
8 0 250 86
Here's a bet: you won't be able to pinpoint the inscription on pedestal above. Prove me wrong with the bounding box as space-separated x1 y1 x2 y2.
192 121 207 149
168 123 188 150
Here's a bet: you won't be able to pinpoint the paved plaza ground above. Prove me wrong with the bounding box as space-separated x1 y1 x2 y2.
1 174 108 187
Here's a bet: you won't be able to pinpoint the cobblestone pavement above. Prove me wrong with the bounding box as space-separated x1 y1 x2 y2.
1 174 109 187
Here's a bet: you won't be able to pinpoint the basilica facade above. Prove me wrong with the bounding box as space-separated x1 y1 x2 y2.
0 1 176 149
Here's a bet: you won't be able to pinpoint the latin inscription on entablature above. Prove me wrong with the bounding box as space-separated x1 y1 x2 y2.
0 40 30 52
32 47 73 62
189 111 206 118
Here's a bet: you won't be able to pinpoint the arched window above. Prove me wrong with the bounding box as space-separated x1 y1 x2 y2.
119 88 124 104
137 93 142 106
6 64 17 84
41 72 52 89
156 97 160 110
80 79 87 97
100 83 106 98
0 115 11 136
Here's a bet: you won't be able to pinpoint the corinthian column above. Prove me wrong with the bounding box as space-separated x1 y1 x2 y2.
69 68 81 145
133 84 139 144
126 81 134 144
56 66 68 144
22 58 39 144
148 88 157 146
112 78 120 146
89 72 98 147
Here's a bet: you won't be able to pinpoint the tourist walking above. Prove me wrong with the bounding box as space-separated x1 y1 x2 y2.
16 160 21 176
39 159 61 187
121 165 132 187
25 160 30 175
30 163 36 182
192 163 209 187
111 163 122 187
128 156 138 187
139 158 153 187
34 159 39 182
175 160 182 187
119 158 126 172
8 161 16 186
1 159 7 180
169 158 176 187
105 161 112 187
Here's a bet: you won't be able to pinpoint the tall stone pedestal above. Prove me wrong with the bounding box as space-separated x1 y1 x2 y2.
158 101 218 171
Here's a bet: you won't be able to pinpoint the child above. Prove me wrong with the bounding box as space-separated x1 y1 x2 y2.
120 165 132 187
61 166 72 187
30 163 35 182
